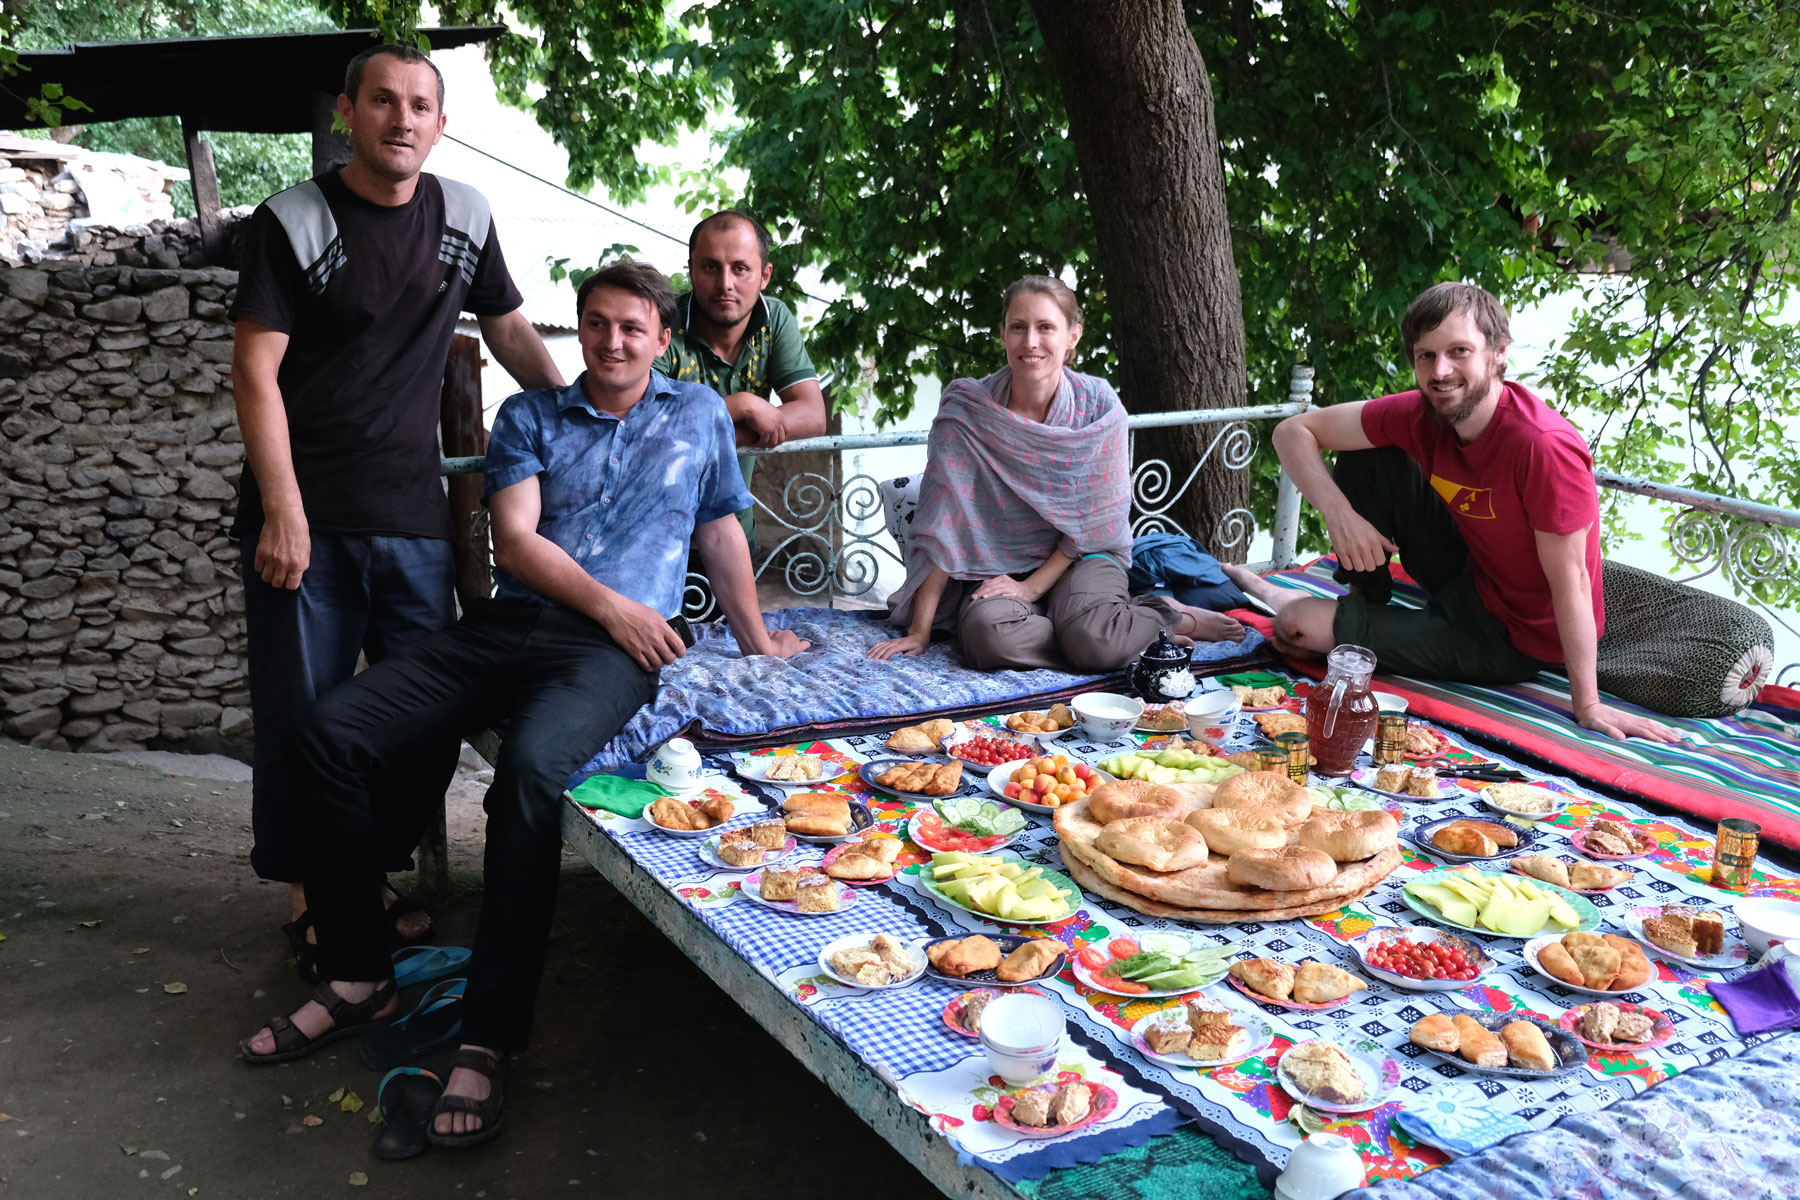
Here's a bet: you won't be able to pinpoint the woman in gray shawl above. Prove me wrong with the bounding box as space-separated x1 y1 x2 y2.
870 276 1244 671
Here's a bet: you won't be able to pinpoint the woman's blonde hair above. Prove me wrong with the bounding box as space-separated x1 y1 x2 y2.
1000 275 1083 365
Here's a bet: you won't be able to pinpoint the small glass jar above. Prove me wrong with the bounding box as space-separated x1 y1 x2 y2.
1373 713 1409 765
1274 732 1310 785
1712 818 1761 890
1254 744 1290 775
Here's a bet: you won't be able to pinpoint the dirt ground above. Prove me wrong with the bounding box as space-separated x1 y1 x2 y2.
0 741 930 1199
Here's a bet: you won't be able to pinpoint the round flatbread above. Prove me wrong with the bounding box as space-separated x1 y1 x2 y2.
1060 851 1393 923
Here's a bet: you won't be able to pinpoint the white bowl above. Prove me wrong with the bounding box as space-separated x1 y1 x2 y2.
1184 689 1243 743
1071 691 1143 742
1274 1131 1367 1200
1373 692 1409 714
1734 896 1800 957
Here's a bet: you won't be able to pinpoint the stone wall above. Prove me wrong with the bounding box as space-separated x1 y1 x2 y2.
0 222 249 755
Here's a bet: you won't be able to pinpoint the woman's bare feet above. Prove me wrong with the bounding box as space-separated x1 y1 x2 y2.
1222 563 1300 614
242 981 399 1057
434 1045 502 1137
1167 601 1246 644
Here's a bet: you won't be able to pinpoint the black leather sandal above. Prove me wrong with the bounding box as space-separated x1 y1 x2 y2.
239 979 398 1065
427 1047 507 1148
281 912 321 985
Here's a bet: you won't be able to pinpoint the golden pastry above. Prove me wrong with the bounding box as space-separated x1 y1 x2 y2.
1501 1020 1556 1071
996 938 1068 983
1291 960 1368 1004
1228 958 1295 1002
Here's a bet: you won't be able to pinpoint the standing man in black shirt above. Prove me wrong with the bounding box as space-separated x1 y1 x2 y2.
229 43 562 969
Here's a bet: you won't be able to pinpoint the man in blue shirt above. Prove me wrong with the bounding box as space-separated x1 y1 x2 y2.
237 262 809 1147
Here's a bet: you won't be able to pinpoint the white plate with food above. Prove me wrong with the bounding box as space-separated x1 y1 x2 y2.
1520 934 1654 997
1346 926 1495 992
815 932 927 989
1476 781 1572 819
1070 933 1236 998
879 719 958 757
739 869 863 917
1351 766 1463 801
1570 820 1658 860
1134 703 1190 734
908 802 1026 855
942 733 1043 770
986 757 1111 813
733 752 846 790
1621 905 1749 970
1001 705 1078 738
919 933 1069 986
644 794 740 838
698 831 799 871
860 758 972 799
1411 1010 1587 1077
1129 1003 1275 1068
818 837 902 886
1275 1040 1401 1114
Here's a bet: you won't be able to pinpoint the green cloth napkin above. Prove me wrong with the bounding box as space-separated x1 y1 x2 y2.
569 773 669 817
1214 670 1289 689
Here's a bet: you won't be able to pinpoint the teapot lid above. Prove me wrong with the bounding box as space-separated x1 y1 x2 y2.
1138 630 1190 666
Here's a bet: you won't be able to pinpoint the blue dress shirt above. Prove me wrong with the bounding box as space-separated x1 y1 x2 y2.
481 370 752 617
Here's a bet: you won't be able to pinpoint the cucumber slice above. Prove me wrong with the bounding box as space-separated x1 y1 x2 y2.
1139 933 1190 957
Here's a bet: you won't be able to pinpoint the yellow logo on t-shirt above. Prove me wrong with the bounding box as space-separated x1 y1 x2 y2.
1430 474 1496 519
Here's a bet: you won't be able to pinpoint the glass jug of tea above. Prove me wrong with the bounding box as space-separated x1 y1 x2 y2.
1306 644 1379 776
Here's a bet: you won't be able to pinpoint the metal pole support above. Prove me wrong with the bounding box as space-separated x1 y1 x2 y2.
1269 365 1312 569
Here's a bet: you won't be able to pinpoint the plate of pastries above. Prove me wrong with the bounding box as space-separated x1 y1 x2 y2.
646 794 738 837
817 835 903 884
1558 1000 1676 1051
1408 814 1539 862
734 752 841 789
883 719 956 755
1522 931 1656 996
1230 683 1293 712
1276 1040 1400 1113
817 932 926 989
993 1080 1118 1139
1623 903 1747 969
742 866 862 916
1477 780 1572 819
1132 995 1275 1068
1509 855 1633 894
1353 764 1461 801
861 758 968 798
942 986 1048 1038
1135 703 1190 733
921 933 1069 986
777 791 874 842
1005 704 1077 735
1401 725 1458 761
698 821 798 869
1409 1011 1585 1076
1569 818 1659 860
1226 956 1368 1011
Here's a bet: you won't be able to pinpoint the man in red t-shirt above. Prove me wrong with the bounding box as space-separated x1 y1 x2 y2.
1226 283 1676 742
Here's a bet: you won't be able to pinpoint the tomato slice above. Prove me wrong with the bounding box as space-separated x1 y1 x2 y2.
1077 947 1109 972
1109 938 1140 959
1109 978 1149 994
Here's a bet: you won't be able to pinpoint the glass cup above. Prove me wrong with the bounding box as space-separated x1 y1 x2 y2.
1712 818 1761 890
1373 713 1409 765
1254 745 1290 775
1274 732 1310 785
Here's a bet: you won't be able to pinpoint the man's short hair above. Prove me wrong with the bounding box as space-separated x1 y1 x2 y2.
345 43 445 112
576 261 679 331
687 210 772 268
1401 282 1511 360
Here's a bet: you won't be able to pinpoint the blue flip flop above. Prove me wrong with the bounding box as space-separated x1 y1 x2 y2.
373 1067 443 1161
391 945 472 990
360 977 468 1070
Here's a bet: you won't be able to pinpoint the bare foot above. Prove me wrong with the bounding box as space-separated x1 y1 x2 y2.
1168 602 1246 644
243 980 398 1057
433 1045 502 1137
1222 563 1302 614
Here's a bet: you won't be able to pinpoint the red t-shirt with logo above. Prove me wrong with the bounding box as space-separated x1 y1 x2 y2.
1360 380 1602 662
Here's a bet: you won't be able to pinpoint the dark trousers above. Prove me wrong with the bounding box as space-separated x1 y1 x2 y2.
240 528 459 882
1327 448 1547 683
240 527 459 882
293 599 657 1051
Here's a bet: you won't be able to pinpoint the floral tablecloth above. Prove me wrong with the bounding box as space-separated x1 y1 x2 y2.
577 694 1800 1188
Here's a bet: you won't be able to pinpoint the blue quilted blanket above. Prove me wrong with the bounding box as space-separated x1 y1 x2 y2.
1349 1031 1800 1200
571 607 1266 779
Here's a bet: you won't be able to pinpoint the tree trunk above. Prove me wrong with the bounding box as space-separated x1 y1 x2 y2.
1028 0 1251 560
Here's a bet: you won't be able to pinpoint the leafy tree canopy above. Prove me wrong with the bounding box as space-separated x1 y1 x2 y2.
8 0 335 211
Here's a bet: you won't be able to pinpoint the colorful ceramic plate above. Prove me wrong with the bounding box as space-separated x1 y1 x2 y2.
1226 972 1363 1013
916 856 1079 927
817 838 901 886
942 986 1047 1038
1129 1004 1276 1069
1474 781 1571 820
1557 1002 1676 1052
1621 905 1750 970
1406 815 1541 863
1275 1039 1402 1113
992 1082 1120 1139
1570 821 1657 861
907 809 1019 856
918 933 1068 987
1400 867 1602 938
814 932 926 990
942 732 1043 767
1416 1011 1587 1077
1351 766 1463 801
859 758 976 799
1070 937 1231 999
697 832 799 872
739 870 864 917
1520 935 1651 998
1346 925 1495 992
1403 727 1459 761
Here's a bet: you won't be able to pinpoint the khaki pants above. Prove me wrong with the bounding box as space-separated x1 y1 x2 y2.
954 555 1179 673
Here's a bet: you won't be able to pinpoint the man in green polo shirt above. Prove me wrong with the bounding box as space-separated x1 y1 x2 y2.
655 209 826 548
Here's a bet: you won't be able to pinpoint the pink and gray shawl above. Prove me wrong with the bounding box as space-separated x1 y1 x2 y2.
888 366 1132 627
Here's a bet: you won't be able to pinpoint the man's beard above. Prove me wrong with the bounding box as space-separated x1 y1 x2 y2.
1424 363 1496 427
